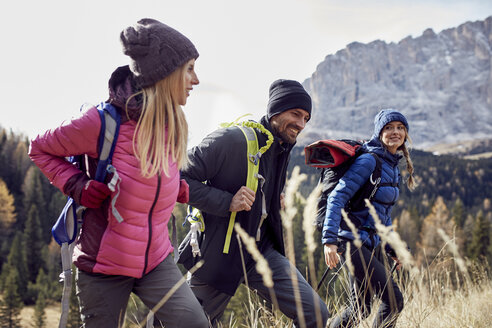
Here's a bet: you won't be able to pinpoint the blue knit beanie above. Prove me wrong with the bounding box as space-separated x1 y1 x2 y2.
373 109 409 138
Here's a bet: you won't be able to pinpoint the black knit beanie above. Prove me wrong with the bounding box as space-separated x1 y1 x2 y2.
120 18 199 88
267 79 312 120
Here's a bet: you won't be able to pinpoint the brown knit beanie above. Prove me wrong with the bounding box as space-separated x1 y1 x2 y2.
120 18 199 88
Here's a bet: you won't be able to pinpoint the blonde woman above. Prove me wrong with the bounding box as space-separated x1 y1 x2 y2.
322 109 415 328
29 18 208 328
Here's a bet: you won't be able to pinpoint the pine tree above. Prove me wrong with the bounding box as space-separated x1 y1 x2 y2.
468 211 491 261
27 267 50 312
21 167 49 241
462 214 475 257
3 232 28 303
23 204 45 283
452 198 465 228
11 140 31 197
0 266 23 328
31 291 46 328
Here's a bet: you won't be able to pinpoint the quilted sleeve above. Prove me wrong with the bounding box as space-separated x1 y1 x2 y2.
321 153 377 245
28 107 101 194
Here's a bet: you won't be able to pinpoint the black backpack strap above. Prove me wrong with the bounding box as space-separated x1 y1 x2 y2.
371 180 399 206
370 155 400 206
366 153 382 200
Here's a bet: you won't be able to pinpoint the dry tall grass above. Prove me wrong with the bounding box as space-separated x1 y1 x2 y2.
19 166 491 328
20 272 492 328
219 167 492 328
19 265 491 328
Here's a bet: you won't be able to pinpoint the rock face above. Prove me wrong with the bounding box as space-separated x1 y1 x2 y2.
302 16 492 149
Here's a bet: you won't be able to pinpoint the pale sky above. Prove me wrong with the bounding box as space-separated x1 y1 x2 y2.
1 0 491 148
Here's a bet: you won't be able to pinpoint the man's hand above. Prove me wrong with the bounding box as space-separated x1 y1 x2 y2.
324 244 340 269
229 186 255 212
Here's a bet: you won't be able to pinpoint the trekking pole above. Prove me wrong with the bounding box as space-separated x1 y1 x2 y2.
316 259 347 292
389 261 400 278
316 267 330 291
391 262 398 274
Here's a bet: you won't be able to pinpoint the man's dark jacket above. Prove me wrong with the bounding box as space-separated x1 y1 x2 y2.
178 116 293 295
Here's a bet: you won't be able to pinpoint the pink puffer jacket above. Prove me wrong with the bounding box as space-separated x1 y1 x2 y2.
29 106 179 278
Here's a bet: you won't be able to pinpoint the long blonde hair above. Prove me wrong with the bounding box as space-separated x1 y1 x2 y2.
127 65 188 178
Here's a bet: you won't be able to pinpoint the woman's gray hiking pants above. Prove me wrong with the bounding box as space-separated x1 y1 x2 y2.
76 254 209 328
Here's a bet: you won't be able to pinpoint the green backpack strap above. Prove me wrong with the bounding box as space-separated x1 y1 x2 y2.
222 121 273 254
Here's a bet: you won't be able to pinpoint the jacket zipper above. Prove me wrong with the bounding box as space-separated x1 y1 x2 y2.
142 174 161 276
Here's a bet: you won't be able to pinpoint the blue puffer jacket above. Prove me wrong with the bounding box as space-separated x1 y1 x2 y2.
321 137 402 249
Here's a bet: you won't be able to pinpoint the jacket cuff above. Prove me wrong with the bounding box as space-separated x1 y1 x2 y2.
63 172 90 204
322 236 337 245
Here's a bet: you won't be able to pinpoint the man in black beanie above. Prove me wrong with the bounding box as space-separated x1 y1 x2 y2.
178 79 329 327
267 79 312 144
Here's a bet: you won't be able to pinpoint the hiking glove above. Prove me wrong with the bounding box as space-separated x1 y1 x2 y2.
80 180 112 208
177 179 189 203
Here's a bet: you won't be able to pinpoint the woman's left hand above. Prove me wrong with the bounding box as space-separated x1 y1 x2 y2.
324 244 339 269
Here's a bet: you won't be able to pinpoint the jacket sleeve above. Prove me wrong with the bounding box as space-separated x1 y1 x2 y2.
321 154 377 245
181 128 243 217
28 107 101 199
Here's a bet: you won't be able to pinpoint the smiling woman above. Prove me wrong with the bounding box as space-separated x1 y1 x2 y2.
380 121 407 154
321 108 416 328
